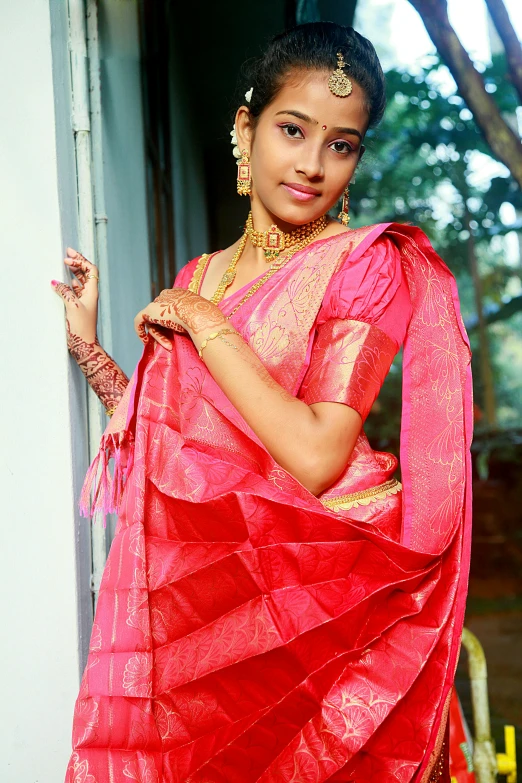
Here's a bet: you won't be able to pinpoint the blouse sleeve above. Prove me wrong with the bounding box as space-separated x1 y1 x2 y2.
298 235 412 421
172 255 202 289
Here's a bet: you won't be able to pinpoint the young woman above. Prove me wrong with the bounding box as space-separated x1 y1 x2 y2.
56 22 472 783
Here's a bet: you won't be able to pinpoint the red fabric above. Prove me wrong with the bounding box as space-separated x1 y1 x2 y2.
66 224 472 782
449 689 476 782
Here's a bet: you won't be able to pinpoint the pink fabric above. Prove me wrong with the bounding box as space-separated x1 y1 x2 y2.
67 223 471 783
300 319 398 421
318 234 413 348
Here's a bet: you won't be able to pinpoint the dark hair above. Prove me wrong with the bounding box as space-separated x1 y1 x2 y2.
240 22 386 130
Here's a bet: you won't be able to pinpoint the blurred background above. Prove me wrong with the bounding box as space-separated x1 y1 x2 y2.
0 0 520 779
347 1 522 773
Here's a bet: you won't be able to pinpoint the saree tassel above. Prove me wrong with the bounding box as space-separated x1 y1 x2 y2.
79 433 133 525
109 435 131 514
79 449 103 520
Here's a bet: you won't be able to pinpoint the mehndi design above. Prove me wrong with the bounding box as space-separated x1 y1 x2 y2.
66 320 129 412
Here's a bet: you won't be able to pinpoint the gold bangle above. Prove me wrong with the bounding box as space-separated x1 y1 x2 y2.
105 405 117 417
86 274 99 281
198 328 239 359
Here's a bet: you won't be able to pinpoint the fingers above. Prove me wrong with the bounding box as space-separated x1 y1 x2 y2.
144 313 187 335
66 247 95 270
51 280 79 308
134 311 179 350
71 279 84 297
134 311 149 345
148 326 173 352
71 266 87 287
65 248 99 295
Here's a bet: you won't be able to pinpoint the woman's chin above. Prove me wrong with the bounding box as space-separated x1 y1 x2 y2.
266 199 329 226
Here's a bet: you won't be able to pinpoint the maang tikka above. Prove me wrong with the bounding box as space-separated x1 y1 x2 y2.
329 52 353 98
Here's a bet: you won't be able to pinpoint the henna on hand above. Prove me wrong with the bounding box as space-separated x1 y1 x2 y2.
54 282 80 308
154 289 228 334
143 315 189 333
67 320 129 411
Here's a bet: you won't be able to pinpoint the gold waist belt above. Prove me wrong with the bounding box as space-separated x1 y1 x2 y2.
320 478 402 512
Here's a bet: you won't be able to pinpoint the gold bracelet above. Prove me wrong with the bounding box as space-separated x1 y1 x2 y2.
198 328 239 359
105 405 117 417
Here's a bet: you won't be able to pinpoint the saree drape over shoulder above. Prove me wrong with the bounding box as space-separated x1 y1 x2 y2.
66 223 472 783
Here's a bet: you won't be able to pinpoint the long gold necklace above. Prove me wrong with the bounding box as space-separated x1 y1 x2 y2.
246 211 328 261
209 232 248 305
224 228 327 318
210 213 329 307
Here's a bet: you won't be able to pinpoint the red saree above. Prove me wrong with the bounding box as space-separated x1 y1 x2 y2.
66 223 472 783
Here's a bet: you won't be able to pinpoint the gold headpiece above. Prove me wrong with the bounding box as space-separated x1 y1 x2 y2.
328 52 353 98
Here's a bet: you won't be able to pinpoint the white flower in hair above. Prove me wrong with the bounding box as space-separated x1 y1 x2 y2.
245 87 253 103
231 126 241 159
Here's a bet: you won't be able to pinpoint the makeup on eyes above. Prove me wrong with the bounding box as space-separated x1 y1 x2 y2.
274 109 363 142
278 122 355 155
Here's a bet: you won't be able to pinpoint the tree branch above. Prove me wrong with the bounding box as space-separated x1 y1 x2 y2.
485 0 522 104
408 0 522 188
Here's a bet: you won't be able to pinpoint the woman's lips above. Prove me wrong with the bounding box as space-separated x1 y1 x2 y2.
282 183 321 202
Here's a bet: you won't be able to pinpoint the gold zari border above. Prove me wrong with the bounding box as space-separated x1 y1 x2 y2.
321 478 402 512
188 253 210 294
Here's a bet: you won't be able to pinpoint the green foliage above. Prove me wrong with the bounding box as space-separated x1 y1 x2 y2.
355 54 522 441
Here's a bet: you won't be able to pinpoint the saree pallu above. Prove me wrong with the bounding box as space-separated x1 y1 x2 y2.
66 223 472 783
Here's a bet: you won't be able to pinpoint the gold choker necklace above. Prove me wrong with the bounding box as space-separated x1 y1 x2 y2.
245 211 328 261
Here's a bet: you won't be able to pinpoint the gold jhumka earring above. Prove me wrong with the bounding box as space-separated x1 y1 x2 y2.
237 149 252 196
338 186 350 226
328 52 353 98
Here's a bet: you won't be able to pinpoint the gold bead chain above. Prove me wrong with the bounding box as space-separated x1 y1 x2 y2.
223 226 329 319
210 232 249 305
210 213 328 306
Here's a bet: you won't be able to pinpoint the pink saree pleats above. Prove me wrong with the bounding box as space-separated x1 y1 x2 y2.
66 224 471 783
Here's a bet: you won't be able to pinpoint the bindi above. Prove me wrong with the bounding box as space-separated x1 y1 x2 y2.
322 125 327 131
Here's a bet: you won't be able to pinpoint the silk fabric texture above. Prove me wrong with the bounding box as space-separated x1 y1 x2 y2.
66 223 472 783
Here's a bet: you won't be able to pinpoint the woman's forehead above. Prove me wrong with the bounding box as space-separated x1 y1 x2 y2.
268 70 369 129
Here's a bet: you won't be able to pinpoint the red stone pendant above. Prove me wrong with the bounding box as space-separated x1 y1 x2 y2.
267 226 283 249
264 224 284 260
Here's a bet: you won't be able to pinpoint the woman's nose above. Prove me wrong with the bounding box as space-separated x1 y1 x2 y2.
294 144 324 180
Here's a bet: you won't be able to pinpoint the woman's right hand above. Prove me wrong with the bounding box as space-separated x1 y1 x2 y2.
51 247 99 345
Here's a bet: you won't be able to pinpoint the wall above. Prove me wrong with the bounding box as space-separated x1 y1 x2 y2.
0 1 88 779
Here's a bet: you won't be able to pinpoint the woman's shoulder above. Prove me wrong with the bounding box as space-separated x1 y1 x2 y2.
173 239 242 290
330 227 403 298
319 225 412 344
173 252 212 289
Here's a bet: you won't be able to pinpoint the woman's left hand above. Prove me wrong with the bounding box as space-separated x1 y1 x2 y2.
134 288 228 350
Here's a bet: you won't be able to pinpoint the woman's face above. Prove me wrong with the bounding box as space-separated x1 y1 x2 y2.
235 69 370 227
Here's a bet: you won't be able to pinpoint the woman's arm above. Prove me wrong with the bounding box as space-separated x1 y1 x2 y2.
136 289 362 495
65 326 129 413
51 248 134 412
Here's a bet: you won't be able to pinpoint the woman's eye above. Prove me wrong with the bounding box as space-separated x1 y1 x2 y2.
281 123 304 139
331 141 352 155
